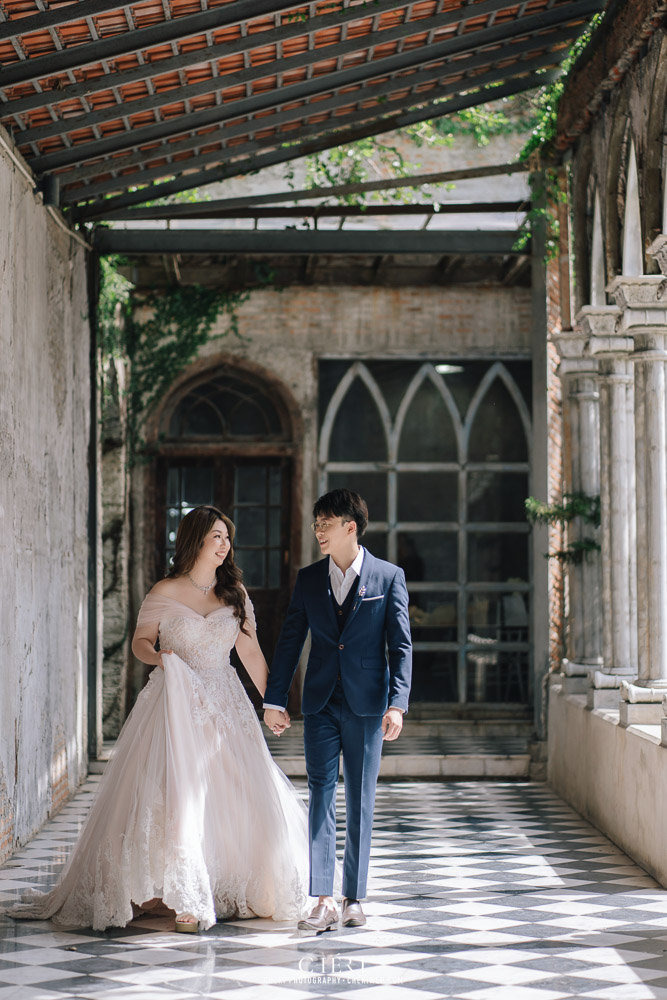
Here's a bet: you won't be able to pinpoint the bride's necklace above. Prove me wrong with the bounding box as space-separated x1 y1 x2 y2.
187 571 217 594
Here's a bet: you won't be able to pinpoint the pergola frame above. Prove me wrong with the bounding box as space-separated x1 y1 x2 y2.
92 227 525 254
0 0 603 215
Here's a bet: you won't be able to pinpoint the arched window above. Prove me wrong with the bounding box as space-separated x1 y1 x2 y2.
319 359 532 706
622 140 643 276
159 368 293 591
166 371 289 441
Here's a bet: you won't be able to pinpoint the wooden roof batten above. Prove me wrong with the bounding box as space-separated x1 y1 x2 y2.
56 30 574 209
0 0 604 219
70 66 557 221
26 3 591 176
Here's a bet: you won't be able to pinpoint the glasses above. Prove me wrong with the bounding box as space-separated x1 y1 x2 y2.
310 518 349 534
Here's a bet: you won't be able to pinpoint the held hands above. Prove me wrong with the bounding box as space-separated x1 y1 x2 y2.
382 707 404 741
263 708 291 737
157 649 173 670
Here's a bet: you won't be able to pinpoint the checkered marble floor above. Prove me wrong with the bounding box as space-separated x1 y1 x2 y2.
2 779 667 999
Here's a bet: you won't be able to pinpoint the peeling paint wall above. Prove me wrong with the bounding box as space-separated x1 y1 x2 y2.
0 134 91 861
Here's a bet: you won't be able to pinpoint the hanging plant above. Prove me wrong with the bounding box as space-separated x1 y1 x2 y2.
525 492 601 564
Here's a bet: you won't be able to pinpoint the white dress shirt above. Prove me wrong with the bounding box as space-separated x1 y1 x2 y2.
329 547 365 604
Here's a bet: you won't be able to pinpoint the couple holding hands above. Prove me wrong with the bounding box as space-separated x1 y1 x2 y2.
9 488 412 935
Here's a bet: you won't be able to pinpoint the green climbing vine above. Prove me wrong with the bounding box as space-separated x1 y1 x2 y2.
289 94 537 203
525 492 601 564
98 255 254 464
512 10 606 259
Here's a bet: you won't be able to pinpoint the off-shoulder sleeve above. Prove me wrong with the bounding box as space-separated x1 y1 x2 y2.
243 587 257 632
135 592 166 630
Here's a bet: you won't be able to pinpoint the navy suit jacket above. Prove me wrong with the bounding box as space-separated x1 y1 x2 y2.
265 549 412 717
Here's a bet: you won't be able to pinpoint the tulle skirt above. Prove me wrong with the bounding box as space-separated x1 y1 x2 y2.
8 653 310 930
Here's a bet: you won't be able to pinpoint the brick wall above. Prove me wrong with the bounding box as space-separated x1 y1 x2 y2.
225 283 533 357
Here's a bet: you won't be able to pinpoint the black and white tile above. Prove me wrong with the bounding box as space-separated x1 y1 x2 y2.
1 779 667 999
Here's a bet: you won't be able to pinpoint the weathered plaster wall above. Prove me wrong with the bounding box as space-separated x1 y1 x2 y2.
0 134 91 861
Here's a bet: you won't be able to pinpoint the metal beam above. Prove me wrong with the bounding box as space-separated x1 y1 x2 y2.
92 227 525 255
14 0 542 145
2 0 453 119
75 70 551 219
113 165 530 213
28 0 600 174
0 0 306 90
0 1 138 43
97 200 529 220
58 22 580 194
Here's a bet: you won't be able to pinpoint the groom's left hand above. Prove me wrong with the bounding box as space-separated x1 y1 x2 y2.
381 707 404 741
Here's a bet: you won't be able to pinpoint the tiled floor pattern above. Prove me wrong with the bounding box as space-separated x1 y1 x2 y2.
1 779 667 999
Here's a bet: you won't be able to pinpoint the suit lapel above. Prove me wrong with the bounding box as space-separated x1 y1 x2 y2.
340 549 375 637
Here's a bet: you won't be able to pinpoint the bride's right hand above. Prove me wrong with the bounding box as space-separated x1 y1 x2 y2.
157 649 173 670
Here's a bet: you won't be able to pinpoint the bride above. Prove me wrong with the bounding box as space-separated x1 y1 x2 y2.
9 505 309 932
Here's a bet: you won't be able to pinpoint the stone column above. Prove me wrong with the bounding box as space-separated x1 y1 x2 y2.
579 307 637 708
552 329 602 694
609 274 667 724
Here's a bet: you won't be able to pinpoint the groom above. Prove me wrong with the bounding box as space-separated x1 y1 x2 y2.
263 488 412 931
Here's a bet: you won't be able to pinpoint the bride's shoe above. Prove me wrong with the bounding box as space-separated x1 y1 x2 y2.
175 913 199 933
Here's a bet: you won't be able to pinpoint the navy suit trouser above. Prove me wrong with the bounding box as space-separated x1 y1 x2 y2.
303 678 384 899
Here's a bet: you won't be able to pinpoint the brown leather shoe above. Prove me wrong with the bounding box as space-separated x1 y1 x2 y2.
341 898 366 927
297 902 339 932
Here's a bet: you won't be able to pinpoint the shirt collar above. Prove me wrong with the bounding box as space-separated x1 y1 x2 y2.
329 546 365 581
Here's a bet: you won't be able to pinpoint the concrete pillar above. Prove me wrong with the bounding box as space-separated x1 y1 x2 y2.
608 275 667 725
552 328 602 694
577 307 637 708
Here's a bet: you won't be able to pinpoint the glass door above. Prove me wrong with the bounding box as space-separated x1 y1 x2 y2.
156 455 292 711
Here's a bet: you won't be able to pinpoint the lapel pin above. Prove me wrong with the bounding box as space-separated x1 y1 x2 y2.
358 585 367 598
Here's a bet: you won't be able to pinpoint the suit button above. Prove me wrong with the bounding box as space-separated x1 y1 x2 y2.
337 609 343 616
338 643 344 650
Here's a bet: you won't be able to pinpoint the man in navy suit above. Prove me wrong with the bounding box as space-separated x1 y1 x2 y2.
264 488 412 931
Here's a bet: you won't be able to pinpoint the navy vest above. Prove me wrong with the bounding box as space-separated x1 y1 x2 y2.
330 576 358 635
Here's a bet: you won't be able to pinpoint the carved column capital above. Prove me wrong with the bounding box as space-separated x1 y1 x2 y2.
551 329 597 380
574 304 620 339
648 234 667 276
607 275 667 336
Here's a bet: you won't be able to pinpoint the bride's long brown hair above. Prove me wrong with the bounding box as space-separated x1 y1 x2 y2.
167 505 249 634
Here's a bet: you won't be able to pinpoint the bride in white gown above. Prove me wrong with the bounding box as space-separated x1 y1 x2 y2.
9 505 310 932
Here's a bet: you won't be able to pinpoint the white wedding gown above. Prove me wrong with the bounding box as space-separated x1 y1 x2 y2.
9 593 310 931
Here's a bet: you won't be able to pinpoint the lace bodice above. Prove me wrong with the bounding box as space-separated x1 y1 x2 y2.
137 591 255 669
159 606 241 674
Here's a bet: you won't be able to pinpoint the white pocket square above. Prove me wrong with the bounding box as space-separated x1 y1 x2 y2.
362 595 384 601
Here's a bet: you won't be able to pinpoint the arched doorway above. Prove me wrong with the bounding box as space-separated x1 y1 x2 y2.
154 363 300 712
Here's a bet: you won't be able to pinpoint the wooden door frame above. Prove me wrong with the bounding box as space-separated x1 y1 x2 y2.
137 355 305 714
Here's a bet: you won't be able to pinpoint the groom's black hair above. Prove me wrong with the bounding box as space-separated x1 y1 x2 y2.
313 488 368 538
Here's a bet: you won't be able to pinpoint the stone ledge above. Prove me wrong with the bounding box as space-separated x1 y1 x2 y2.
549 682 667 888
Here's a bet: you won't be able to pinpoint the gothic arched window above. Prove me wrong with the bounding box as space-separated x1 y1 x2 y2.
319 359 532 705
166 372 289 441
